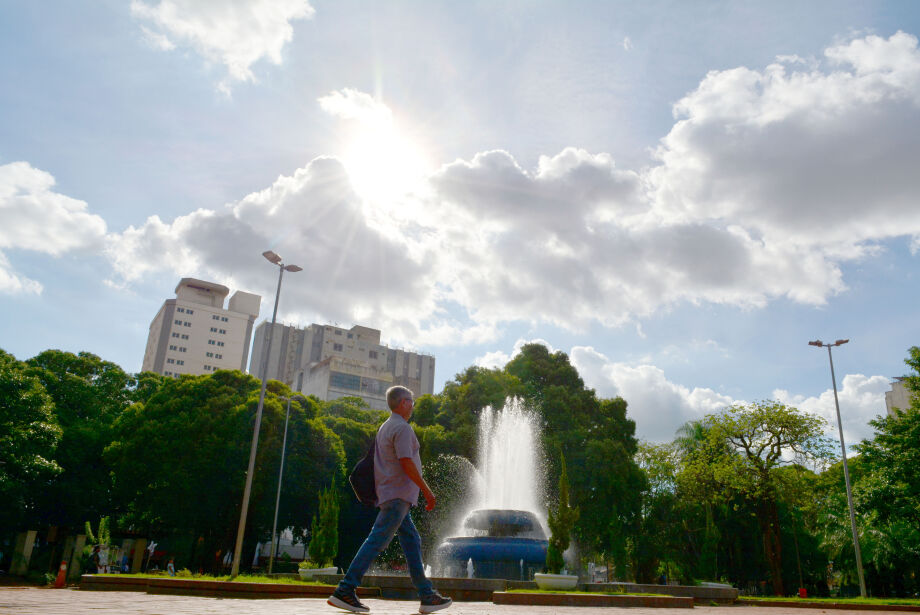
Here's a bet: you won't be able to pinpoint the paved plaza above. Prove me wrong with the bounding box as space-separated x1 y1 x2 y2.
0 587 906 615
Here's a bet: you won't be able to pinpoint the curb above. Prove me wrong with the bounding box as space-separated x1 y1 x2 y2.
493 591 695 608
79 575 379 600
741 600 920 612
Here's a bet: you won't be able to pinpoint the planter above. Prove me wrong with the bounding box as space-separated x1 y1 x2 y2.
298 566 338 580
534 572 578 590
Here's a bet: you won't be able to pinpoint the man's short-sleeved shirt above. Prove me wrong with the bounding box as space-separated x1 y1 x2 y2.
374 412 421 506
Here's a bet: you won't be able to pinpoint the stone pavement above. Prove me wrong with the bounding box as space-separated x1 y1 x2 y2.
0 587 903 615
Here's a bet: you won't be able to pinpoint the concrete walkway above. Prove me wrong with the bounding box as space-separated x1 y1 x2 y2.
0 587 905 615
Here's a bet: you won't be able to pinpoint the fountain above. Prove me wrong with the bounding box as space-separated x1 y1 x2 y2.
435 399 548 580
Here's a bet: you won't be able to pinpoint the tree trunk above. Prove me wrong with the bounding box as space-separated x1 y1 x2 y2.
758 497 784 595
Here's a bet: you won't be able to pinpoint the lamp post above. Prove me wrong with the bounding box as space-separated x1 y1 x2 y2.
268 388 305 574
230 250 302 577
808 338 867 597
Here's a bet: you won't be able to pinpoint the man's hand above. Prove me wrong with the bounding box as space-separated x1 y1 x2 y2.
423 489 436 511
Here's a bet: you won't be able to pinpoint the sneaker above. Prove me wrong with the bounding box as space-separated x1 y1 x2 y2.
419 592 452 614
327 589 370 613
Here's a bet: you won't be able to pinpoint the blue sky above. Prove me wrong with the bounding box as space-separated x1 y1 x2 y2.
2 1 919 444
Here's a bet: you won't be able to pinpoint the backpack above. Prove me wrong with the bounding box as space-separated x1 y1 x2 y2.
348 437 377 507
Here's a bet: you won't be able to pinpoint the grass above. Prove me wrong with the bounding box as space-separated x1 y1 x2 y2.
740 596 920 607
97 573 331 585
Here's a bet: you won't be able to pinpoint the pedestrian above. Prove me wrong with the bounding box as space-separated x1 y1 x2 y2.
328 386 451 614
167 558 176 577
89 546 101 574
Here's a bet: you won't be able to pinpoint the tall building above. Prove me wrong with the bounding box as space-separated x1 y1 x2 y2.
249 322 435 410
885 378 913 417
142 278 261 378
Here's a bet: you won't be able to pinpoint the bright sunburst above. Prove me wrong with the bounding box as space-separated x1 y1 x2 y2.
320 89 431 207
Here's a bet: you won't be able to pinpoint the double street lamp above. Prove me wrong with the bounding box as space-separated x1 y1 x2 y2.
231 251 301 577
808 338 867 598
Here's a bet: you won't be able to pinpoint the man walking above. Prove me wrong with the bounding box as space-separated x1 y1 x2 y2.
328 386 452 613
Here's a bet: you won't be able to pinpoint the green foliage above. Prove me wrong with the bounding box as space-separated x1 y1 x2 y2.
84 516 111 546
308 485 339 567
546 453 579 574
26 349 136 528
0 349 61 530
676 401 835 594
106 371 346 573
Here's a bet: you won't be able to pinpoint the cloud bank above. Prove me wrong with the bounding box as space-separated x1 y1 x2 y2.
10 32 920 349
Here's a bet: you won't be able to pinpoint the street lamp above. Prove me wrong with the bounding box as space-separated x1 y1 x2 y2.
230 250 302 577
808 338 867 597
268 388 305 574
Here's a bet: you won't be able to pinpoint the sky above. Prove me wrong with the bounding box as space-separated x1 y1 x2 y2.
2 1 920 446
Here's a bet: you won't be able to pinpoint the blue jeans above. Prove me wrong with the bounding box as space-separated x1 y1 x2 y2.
337 499 434 598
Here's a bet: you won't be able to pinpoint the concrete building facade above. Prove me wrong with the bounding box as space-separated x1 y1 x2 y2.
885 378 913 417
249 322 435 411
142 278 261 378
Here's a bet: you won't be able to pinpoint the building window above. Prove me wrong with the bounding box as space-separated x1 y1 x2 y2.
177 307 185 313
330 371 361 391
174 319 182 325
172 332 180 338
347 333 353 339
184 321 191 327
186 309 194 314
167 358 175 364
181 334 189 339
208 340 215 345
335 329 342 336
164 371 172 376
213 315 220 320
176 360 184 366
169 345 177 351
204 365 211 371
216 354 222 359
217 341 224 347
219 329 226 334
369 350 378 359
221 316 228 322
179 347 186 352
333 343 343 351
206 352 213 358
210 327 218 332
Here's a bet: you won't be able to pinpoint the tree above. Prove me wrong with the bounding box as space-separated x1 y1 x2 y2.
308 485 339 567
505 344 643 574
546 453 579 574
106 371 346 570
0 349 61 530
26 350 135 529
687 401 835 595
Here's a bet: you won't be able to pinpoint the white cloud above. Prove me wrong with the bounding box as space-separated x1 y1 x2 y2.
774 373 891 447
318 89 392 124
623 37 633 51
0 162 107 295
473 338 557 369
570 346 737 442
131 0 314 92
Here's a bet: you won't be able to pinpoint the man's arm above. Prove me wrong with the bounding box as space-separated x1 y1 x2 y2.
399 457 436 511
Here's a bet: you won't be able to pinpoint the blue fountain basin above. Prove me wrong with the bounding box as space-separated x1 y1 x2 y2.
435 536 547 580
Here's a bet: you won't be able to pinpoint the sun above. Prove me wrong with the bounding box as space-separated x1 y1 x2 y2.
340 111 431 207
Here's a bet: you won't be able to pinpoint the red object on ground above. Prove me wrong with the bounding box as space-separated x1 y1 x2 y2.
798 587 808 598
54 561 67 588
